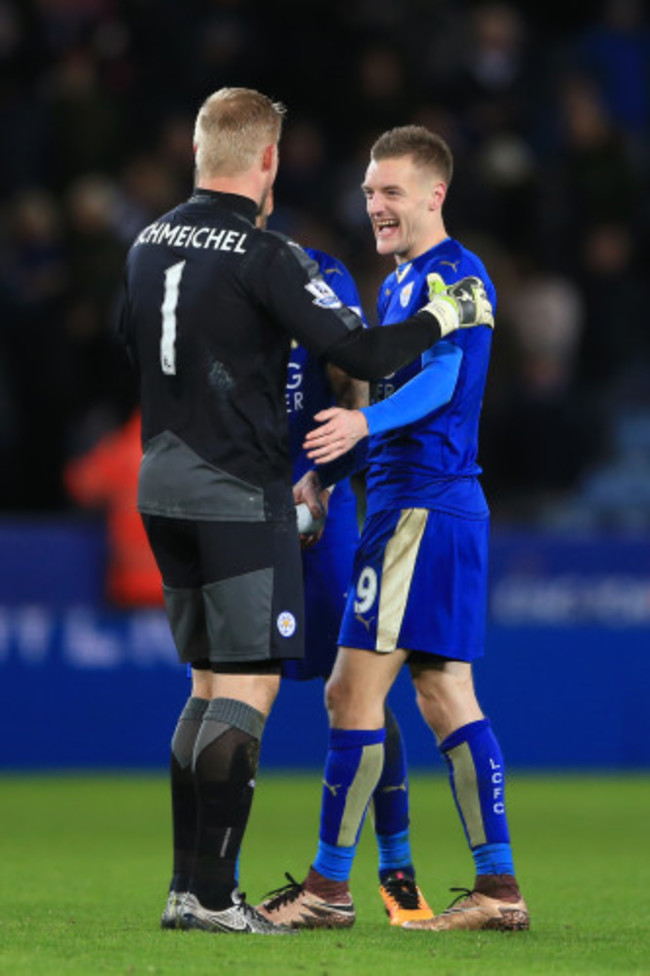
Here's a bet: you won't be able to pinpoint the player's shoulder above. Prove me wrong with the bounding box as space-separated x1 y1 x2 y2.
426 238 496 305
260 229 318 270
424 238 480 277
127 202 182 253
303 247 351 278
304 247 365 322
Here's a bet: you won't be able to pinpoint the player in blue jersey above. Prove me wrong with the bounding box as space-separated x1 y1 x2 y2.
259 126 528 932
284 245 366 684
285 245 434 926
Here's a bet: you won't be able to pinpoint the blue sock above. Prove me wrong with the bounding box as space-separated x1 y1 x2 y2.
313 727 386 882
375 829 413 882
439 718 515 877
473 842 514 876
372 706 413 881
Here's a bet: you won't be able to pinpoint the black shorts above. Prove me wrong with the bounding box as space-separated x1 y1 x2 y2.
142 515 304 667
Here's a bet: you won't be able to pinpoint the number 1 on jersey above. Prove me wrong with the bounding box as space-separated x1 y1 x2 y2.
160 260 186 375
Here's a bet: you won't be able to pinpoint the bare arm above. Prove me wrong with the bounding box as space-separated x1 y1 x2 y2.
326 364 369 410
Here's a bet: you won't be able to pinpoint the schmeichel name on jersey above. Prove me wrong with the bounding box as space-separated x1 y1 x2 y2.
135 221 248 253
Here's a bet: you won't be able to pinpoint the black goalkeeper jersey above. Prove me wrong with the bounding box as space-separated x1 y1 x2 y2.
120 189 447 523
120 189 366 522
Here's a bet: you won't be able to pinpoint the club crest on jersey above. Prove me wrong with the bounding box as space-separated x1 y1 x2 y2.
400 282 414 307
305 278 342 309
277 611 297 638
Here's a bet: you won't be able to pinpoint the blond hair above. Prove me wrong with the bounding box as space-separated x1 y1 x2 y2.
370 125 453 185
193 87 286 178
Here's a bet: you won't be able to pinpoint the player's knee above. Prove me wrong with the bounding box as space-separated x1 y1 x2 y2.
190 664 213 699
324 671 350 721
324 672 365 726
248 672 282 716
324 672 385 729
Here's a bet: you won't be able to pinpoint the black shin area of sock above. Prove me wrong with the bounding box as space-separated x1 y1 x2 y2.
190 698 264 910
169 697 208 892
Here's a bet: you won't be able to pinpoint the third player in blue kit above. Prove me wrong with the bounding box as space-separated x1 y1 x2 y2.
283 248 363 682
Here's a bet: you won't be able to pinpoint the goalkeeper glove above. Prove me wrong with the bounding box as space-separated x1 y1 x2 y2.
421 273 494 337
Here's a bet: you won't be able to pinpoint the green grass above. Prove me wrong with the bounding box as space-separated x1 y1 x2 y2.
1 772 649 975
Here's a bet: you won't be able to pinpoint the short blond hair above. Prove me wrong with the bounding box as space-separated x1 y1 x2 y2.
371 125 453 186
193 87 286 178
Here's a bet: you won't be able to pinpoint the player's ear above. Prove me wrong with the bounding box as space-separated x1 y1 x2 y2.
429 180 447 212
261 143 277 173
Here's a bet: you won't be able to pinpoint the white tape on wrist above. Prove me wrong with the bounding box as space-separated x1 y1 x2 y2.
295 502 325 534
424 296 460 337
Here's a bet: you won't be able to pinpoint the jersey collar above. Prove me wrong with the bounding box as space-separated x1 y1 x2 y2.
393 238 452 284
410 236 451 272
189 188 258 224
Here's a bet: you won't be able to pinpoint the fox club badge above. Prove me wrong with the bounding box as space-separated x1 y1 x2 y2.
400 282 414 307
277 611 297 637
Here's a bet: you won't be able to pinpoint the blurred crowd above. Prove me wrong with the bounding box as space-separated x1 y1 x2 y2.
1 0 649 528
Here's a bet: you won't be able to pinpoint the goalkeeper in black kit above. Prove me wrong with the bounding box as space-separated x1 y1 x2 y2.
118 85 493 935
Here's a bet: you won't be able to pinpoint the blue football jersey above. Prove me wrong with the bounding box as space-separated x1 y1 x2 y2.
283 247 363 680
366 237 495 519
286 247 365 482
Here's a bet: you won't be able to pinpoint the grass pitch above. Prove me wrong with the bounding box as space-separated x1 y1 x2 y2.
1 772 649 975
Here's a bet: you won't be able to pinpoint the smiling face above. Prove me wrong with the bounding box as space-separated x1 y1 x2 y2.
362 155 447 264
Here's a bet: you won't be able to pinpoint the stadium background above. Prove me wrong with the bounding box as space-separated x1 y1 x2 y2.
1 0 650 772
